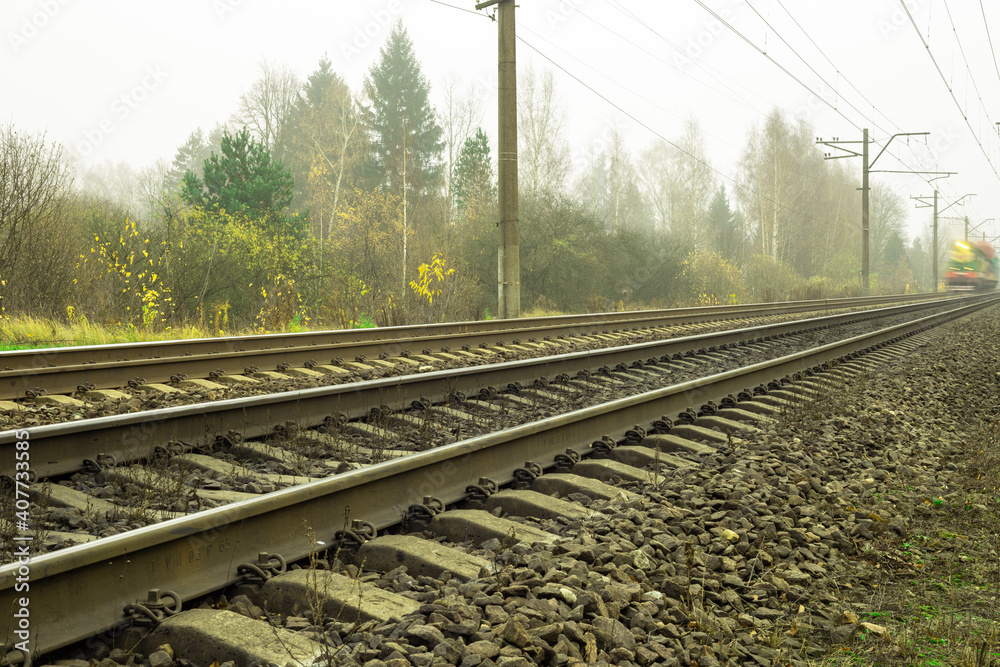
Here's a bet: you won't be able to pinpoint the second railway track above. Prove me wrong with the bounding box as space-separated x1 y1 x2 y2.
0 293 952 405
0 293 982 480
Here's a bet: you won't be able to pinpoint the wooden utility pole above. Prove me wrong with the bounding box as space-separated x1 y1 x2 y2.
478 0 519 318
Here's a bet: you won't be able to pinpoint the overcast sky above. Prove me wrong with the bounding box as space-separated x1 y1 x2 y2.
4 0 1000 244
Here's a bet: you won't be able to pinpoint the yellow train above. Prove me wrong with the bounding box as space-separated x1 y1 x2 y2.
945 240 999 291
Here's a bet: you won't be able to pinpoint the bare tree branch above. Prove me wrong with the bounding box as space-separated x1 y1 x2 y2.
232 59 301 154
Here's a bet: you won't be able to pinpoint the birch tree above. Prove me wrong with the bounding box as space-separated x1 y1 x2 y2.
285 56 367 243
233 59 301 155
518 67 570 199
440 72 483 223
637 119 714 245
869 182 908 275
577 130 649 233
738 110 860 278
737 110 809 263
0 125 74 311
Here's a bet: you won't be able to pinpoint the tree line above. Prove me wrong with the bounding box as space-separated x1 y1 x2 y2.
1 20 935 332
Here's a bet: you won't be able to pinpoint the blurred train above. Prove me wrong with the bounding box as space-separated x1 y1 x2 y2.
944 239 999 291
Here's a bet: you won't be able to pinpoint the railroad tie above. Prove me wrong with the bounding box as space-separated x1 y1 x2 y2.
357 534 491 582
571 458 662 485
607 445 696 471
640 433 717 456
667 423 741 444
258 568 422 624
531 473 640 502
484 488 599 521
140 609 323 667
429 508 558 546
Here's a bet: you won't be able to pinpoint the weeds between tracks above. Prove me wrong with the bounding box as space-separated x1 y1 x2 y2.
786 359 1000 665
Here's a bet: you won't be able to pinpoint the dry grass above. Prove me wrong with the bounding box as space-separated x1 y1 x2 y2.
812 423 1000 666
0 481 52 560
0 315 213 350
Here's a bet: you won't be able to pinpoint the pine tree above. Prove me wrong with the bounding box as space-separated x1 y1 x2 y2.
362 21 444 198
181 128 299 233
706 185 742 260
302 55 345 109
165 126 225 193
281 55 368 231
452 128 495 221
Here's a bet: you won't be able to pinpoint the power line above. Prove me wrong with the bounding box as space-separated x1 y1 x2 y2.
980 0 1000 89
522 20 874 195
692 0 858 132
766 0 957 191
899 0 1000 184
429 0 946 238
742 1 881 136
750 0 954 189
606 0 939 188
430 0 809 198
774 0 899 134
425 0 488 18
598 0 774 117
515 22 746 155
561 4 769 118
515 33 838 229
694 0 944 192
942 0 996 142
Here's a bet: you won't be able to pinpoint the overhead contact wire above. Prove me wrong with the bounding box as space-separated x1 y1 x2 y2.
899 0 1000 184
515 34 830 227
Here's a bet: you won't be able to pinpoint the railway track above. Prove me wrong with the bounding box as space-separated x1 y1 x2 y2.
0 295 971 481
0 293 995 665
0 293 949 406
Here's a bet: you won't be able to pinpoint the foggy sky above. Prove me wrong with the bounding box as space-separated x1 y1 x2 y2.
4 0 1000 243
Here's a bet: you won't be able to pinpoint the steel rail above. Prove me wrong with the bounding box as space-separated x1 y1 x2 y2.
0 304 870 401
0 292 949 375
0 292 991 663
0 294 953 401
0 295 982 480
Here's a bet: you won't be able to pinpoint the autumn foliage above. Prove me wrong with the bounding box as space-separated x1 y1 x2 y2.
0 21 934 336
